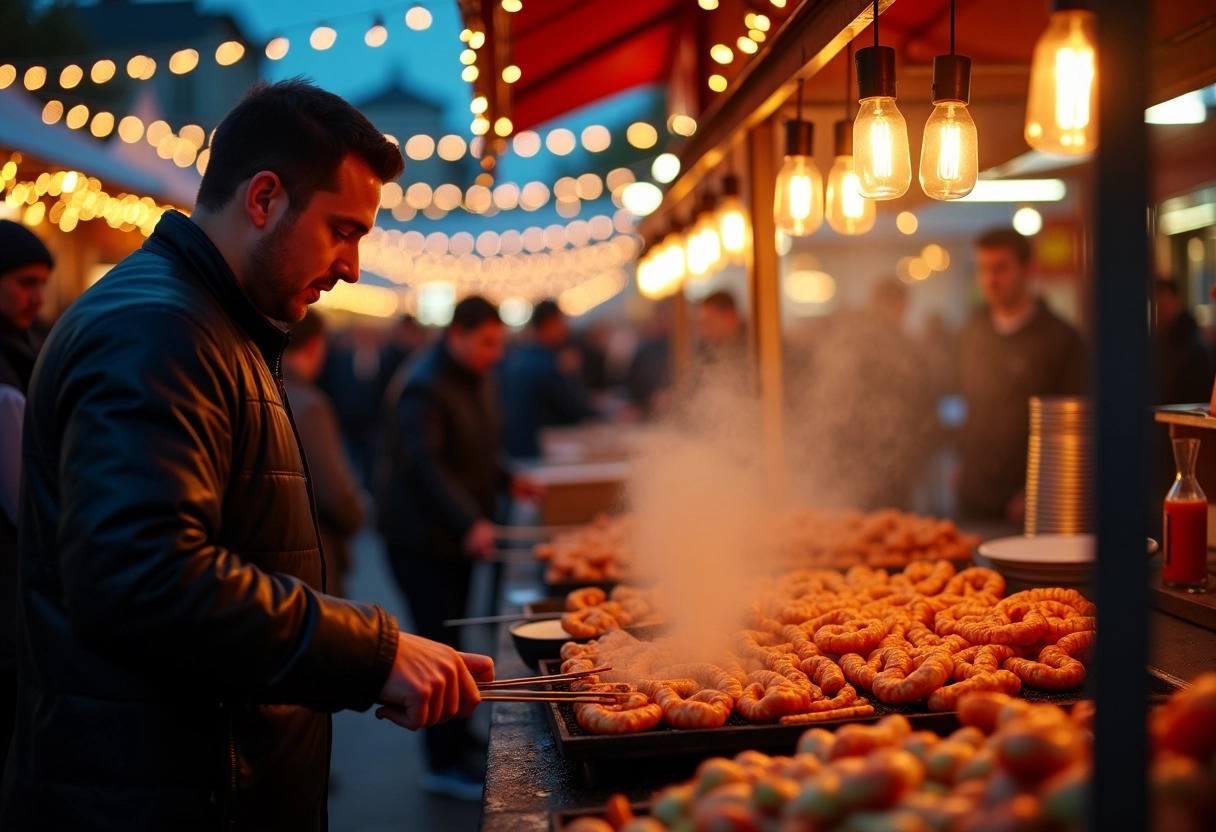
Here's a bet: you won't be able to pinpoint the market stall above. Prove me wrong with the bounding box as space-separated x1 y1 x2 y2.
472 0 1216 829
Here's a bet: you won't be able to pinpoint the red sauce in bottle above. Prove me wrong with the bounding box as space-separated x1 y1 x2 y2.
1163 498 1208 585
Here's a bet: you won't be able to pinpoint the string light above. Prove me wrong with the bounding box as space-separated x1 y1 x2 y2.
59 65 83 89
24 66 47 91
363 21 389 48
168 49 200 74
502 65 521 83
214 41 245 65
309 26 337 50
2 158 180 237
404 6 433 31
265 37 290 60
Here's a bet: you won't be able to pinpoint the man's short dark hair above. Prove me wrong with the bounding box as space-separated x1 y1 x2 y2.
975 227 1033 265
531 299 562 329
449 296 501 331
285 308 326 351
701 290 738 315
195 79 404 214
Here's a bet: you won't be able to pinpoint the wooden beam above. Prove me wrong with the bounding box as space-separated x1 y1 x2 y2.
747 117 785 504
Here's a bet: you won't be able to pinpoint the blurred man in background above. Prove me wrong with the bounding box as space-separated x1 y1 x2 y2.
283 310 368 598
696 289 746 366
377 296 539 799
0 219 52 758
955 227 1087 525
500 299 597 459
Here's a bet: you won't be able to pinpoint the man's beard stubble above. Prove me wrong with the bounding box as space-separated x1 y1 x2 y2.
245 212 302 324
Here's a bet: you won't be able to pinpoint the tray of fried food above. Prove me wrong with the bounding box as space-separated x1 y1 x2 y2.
556 671 1215 832
560 585 668 641
536 561 1097 755
771 507 981 571
537 514 638 590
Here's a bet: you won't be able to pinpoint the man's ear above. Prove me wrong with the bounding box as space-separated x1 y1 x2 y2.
245 171 285 230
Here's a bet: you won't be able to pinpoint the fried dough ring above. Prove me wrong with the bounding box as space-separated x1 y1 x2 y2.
574 693 662 734
814 618 887 655
565 586 607 611
653 685 734 729
561 607 621 639
870 646 954 705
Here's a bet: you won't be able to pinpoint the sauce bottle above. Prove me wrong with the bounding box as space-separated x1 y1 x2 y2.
1163 437 1209 592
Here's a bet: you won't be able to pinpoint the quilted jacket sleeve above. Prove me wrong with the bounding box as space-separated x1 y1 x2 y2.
53 307 397 713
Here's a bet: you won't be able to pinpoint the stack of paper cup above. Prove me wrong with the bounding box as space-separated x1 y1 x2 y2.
1024 396 1092 536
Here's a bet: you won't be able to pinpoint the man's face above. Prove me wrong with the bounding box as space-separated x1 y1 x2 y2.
976 245 1030 313
448 321 505 376
244 154 382 323
0 262 50 330
697 304 740 343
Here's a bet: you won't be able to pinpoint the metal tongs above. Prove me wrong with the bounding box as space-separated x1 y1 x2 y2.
476 666 625 703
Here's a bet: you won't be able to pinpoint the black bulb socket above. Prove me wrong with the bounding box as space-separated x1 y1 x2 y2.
784 120 814 158
721 174 740 198
1051 0 1092 12
856 45 897 100
833 120 854 156
931 54 972 105
699 190 717 215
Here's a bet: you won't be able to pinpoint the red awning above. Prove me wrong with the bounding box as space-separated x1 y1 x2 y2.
506 0 683 131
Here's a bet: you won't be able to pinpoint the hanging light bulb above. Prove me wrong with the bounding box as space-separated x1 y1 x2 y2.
774 120 823 236
920 53 978 200
854 46 911 199
853 4 911 200
1025 1 1096 155
689 192 724 278
659 223 687 295
716 174 751 264
825 121 876 235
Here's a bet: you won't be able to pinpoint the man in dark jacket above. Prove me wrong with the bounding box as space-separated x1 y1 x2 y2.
500 299 597 458
3 80 493 831
0 219 53 763
377 296 537 799
955 227 1088 524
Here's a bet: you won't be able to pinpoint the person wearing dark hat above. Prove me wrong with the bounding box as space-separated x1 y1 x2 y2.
499 298 597 458
0 218 52 761
0 219 51 391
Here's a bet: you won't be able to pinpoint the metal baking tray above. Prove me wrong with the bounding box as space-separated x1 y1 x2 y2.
538 660 1182 763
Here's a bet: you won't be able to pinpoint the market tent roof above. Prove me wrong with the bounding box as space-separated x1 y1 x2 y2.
469 0 685 133
0 87 198 206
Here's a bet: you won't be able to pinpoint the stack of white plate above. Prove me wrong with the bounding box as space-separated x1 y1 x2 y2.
978 534 1095 585
978 534 1159 586
1025 397 1092 536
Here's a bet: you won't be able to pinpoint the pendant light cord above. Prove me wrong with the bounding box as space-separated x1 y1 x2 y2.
873 0 879 48
950 0 955 55
796 78 804 122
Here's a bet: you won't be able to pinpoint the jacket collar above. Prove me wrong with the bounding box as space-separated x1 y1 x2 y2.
144 210 288 372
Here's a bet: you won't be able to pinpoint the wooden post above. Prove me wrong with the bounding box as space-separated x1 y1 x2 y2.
747 117 785 502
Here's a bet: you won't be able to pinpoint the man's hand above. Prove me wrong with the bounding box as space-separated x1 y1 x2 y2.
374 631 494 730
463 519 497 558
510 476 545 502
